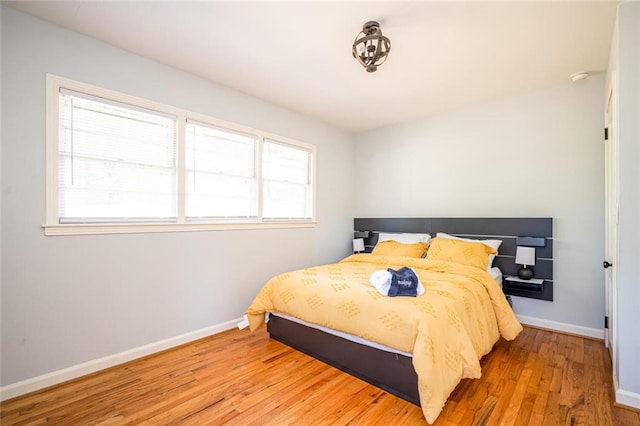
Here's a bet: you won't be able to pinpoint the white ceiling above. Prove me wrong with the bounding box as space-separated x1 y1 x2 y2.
6 1 618 133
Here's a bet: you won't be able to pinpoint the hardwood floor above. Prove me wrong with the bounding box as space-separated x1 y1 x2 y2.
1 326 638 425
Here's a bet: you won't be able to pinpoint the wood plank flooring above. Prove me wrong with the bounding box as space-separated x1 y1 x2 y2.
1 326 638 425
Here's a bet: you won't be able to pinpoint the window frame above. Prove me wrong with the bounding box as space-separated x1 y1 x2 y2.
44 74 316 236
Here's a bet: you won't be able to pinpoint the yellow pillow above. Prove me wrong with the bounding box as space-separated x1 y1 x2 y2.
426 237 497 270
372 240 428 258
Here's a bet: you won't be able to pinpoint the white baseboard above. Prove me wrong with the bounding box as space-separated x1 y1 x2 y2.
0 318 242 402
616 388 640 410
517 315 604 340
611 356 640 410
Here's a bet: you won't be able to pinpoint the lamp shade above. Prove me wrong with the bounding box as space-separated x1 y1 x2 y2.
353 238 365 253
515 246 536 266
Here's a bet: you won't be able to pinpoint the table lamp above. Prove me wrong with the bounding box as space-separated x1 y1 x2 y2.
515 246 536 280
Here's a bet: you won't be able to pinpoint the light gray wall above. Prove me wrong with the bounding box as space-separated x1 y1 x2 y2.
354 77 606 331
1 7 355 386
615 1 640 396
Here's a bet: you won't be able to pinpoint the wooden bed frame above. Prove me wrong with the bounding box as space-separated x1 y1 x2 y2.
267 217 553 406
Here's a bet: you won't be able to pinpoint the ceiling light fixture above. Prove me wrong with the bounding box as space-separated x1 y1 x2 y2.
352 21 391 73
570 71 590 82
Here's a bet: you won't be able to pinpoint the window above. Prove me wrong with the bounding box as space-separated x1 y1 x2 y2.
262 140 313 220
45 75 315 235
58 90 177 223
185 121 257 221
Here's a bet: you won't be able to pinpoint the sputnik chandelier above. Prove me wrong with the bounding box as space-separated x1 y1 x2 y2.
352 21 391 73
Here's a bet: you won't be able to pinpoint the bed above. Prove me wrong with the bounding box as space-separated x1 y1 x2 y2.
246 217 553 424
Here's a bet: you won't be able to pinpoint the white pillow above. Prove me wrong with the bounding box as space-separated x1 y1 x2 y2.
435 232 502 271
377 232 431 245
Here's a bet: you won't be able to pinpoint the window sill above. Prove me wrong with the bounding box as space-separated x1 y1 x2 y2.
43 221 317 236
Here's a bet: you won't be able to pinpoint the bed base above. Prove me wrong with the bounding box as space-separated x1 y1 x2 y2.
267 315 420 406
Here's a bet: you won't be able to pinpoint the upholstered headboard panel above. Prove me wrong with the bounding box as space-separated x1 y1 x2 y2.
354 217 553 301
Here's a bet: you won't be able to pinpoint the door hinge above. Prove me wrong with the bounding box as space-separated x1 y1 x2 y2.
604 316 609 329
605 127 609 140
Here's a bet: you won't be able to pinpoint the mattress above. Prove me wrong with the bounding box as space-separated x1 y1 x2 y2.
269 312 413 357
269 267 504 357
489 266 503 288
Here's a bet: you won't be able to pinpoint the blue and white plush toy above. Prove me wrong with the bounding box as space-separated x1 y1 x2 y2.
369 267 425 297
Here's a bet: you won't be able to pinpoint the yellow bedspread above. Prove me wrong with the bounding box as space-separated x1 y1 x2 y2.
246 254 522 424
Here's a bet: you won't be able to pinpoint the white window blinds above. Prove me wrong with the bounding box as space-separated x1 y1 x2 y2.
262 140 313 220
185 121 258 221
46 75 315 234
58 89 177 223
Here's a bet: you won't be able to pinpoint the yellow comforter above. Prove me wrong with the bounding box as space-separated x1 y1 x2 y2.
246 254 522 424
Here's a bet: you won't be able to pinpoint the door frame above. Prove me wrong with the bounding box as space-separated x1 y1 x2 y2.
604 73 618 371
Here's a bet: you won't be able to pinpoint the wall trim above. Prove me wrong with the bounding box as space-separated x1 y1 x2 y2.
616 389 640 411
517 314 605 340
611 354 640 411
0 318 242 402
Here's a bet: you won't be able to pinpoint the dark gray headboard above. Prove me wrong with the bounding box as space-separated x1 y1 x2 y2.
354 217 553 301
